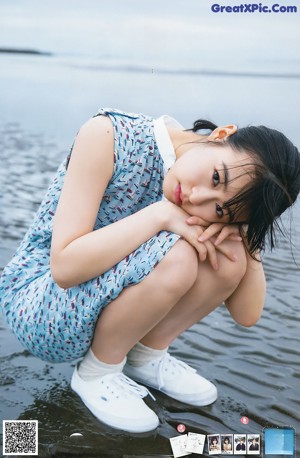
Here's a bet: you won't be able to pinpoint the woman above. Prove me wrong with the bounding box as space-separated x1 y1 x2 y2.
222 436 232 452
1 108 299 433
209 436 221 451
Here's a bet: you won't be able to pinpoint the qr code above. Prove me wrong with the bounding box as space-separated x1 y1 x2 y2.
3 420 38 456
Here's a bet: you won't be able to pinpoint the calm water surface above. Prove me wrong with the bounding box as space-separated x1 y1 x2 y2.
0 1 300 456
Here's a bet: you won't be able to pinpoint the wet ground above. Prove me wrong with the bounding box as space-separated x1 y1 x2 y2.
1 1 300 456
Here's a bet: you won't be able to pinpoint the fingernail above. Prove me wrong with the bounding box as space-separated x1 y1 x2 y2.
198 235 204 241
232 255 238 261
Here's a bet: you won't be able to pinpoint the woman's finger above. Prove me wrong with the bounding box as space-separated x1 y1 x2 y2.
198 223 225 242
186 216 210 228
197 242 208 262
187 232 208 262
227 234 243 242
186 216 201 225
204 240 219 270
214 225 241 245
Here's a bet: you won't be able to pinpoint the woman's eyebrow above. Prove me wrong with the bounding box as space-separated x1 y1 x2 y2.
220 161 234 222
222 161 229 191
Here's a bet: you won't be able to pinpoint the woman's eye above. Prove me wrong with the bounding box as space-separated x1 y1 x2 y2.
216 203 224 218
213 170 220 186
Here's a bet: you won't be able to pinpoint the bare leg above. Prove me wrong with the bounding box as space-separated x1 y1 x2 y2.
141 240 247 349
91 240 198 363
79 240 247 416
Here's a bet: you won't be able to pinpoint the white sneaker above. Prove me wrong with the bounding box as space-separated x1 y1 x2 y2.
71 366 159 432
124 353 217 406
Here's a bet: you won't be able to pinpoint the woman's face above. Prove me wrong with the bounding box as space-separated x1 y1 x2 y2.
163 143 253 225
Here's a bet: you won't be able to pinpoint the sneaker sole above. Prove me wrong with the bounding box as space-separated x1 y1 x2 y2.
77 396 159 432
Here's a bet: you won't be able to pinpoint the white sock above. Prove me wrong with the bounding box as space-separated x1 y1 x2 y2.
78 348 126 381
127 342 168 367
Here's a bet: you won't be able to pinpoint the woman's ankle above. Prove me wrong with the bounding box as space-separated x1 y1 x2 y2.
78 347 126 381
127 342 168 367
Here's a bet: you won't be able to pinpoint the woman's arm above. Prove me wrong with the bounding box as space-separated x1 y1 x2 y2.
225 251 266 327
50 116 210 289
50 116 167 289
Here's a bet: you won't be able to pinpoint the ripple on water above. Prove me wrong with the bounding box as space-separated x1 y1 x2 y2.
0 122 66 250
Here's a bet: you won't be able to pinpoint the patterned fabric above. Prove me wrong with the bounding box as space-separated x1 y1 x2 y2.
0 109 180 362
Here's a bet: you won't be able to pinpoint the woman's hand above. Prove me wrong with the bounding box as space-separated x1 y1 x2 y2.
187 218 243 245
157 201 239 270
185 216 243 269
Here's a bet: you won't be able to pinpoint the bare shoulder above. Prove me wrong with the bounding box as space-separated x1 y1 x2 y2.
79 114 114 140
70 115 114 166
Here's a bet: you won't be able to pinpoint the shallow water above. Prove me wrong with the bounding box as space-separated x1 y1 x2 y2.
1 1 300 457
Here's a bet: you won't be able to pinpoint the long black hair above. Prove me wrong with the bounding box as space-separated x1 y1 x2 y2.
188 119 300 254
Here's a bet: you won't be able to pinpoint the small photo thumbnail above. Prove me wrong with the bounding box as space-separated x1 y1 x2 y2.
234 434 246 454
221 434 233 454
186 432 206 454
169 434 192 458
247 434 260 454
208 434 222 455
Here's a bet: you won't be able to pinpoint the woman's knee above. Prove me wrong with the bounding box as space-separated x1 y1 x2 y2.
155 239 198 297
216 241 247 288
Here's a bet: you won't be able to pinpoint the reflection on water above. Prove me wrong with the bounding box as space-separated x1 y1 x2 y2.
0 123 299 456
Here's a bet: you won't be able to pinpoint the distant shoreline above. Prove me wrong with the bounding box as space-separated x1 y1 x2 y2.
0 47 52 56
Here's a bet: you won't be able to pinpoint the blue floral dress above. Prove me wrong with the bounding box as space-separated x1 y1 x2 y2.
0 109 180 362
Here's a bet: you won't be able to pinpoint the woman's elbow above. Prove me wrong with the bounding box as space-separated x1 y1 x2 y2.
50 256 72 290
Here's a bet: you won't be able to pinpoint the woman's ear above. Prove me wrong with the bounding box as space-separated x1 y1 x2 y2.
207 124 237 142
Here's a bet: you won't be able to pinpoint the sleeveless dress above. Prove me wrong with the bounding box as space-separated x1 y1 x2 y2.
0 108 180 362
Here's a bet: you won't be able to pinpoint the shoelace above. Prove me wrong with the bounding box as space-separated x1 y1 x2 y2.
157 353 196 390
113 373 156 400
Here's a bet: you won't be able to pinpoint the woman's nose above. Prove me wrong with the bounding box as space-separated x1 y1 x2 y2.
188 186 214 205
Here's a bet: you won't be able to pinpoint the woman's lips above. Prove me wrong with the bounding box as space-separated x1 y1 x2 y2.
174 184 182 205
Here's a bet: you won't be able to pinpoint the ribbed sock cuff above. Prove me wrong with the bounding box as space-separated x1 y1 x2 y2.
127 342 168 367
78 348 126 381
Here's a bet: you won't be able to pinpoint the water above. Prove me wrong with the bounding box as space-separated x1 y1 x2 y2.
0 1 300 456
